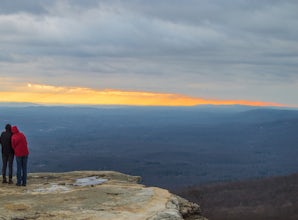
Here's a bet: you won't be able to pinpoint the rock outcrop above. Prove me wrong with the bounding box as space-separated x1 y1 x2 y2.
0 171 207 220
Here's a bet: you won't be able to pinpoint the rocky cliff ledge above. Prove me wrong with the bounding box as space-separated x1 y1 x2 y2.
0 171 207 220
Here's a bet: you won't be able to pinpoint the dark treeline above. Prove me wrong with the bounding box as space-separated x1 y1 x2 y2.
176 173 298 220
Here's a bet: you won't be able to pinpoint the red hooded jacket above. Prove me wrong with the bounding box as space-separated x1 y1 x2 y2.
11 126 29 157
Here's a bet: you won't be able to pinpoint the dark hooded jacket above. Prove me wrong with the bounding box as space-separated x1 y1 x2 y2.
0 125 14 155
11 126 29 157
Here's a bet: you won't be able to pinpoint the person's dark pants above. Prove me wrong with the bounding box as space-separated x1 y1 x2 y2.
16 156 28 186
2 153 14 180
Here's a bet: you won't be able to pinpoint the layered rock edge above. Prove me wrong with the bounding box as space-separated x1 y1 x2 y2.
0 171 207 220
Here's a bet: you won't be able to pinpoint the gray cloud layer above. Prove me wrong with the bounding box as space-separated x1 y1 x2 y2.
1 0 298 105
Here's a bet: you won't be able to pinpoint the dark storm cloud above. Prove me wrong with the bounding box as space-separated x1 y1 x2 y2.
0 0 104 15
0 0 49 14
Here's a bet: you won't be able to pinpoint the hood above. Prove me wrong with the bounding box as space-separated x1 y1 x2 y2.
11 126 19 134
5 124 11 132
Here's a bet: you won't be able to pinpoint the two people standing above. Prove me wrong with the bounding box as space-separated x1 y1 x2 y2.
0 124 29 186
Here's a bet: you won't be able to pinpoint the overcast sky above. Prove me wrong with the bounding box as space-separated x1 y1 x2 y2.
0 0 297 106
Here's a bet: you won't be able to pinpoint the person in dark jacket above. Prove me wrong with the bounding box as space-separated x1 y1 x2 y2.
11 126 29 186
0 124 14 184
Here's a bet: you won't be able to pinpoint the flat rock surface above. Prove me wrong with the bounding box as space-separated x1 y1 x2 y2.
0 171 206 220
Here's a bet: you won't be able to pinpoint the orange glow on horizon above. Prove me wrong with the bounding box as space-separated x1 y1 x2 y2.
0 83 285 107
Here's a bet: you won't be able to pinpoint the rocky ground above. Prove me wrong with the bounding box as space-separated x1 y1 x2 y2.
0 171 207 220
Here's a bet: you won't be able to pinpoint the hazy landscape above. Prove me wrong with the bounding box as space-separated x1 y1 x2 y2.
1 105 297 189
2 1 298 220
1 104 298 219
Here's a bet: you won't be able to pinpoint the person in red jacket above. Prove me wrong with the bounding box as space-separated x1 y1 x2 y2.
11 126 29 186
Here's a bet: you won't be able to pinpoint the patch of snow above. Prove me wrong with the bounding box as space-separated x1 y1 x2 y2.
74 176 108 186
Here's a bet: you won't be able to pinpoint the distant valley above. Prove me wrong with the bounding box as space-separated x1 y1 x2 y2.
1 105 298 190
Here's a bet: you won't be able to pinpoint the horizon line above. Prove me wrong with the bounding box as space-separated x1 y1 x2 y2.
0 101 293 109
0 83 288 108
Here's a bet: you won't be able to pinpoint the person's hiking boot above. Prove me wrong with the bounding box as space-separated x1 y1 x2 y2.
8 179 13 184
2 178 7 184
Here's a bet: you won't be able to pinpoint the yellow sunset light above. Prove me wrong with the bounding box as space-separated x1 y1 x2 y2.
0 83 284 107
